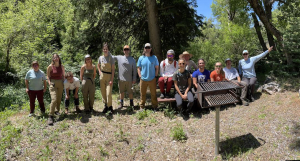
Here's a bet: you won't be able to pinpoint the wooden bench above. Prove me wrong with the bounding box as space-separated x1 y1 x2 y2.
157 97 176 108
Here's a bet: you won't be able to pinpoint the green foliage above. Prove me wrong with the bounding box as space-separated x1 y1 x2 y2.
163 105 176 119
135 109 152 120
170 123 187 142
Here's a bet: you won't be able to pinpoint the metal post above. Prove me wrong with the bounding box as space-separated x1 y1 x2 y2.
215 106 220 155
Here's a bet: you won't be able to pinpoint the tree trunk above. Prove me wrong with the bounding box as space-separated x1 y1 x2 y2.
247 0 292 66
145 0 162 62
5 39 13 73
263 0 276 49
251 13 267 51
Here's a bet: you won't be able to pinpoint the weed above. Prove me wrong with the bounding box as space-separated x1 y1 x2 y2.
163 106 176 119
135 109 151 120
99 145 109 157
115 125 128 142
0 123 22 160
258 113 266 119
126 106 134 113
39 145 52 160
150 117 157 124
170 123 187 142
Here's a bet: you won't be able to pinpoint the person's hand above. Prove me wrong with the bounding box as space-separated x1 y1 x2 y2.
109 81 113 86
26 88 29 94
74 94 78 99
164 76 168 83
66 95 69 100
132 81 136 84
182 94 187 100
43 88 46 93
268 46 273 52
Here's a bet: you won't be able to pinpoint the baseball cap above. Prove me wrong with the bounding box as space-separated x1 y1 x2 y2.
85 54 91 59
123 45 130 49
144 43 151 48
167 49 175 54
31 61 39 65
242 50 248 54
225 58 231 63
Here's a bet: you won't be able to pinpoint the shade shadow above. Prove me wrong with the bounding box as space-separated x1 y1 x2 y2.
220 133 263 159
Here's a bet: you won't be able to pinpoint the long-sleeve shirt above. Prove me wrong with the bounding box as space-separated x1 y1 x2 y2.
113 55 137 82
238 50 269 78
159 59 178 77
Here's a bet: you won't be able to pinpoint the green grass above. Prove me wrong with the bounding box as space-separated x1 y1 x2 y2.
170 123 187 142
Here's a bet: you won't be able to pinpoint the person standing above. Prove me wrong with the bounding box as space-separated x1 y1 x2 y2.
223 58 249 106
173 59 194 116
113 45 137 109
80 54 96 113
158 49 178 99
97 43 115 114
137 43 159 110
238 46 273 101
192 58 210 89
179 51 197 74
210 62 225 82
64 72 81 114
47 53 65 125
25 61 47 117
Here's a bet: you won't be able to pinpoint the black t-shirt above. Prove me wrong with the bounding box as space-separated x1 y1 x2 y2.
172 69 190 94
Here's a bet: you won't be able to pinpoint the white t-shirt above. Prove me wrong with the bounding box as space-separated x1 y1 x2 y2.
159 59 179 77
223 67 239 80
64 77 80 90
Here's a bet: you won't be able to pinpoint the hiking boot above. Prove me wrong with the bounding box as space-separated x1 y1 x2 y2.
65 108 69 114
48 116 54 126
242 99 249 106
165 93 170 98
108 106 113 113
250 96 255 102
160 93 165 99
102 105 109 113
130 102 134 107
75 106 82 113
118 103 123 109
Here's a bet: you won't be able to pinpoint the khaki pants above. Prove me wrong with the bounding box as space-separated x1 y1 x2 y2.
100 73 113 107
139 78 158 108
118 80 133 95
231 80 248 100
49 79 64 116
82 78 95 110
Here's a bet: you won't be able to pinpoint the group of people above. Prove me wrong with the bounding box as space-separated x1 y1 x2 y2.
25 42 273 125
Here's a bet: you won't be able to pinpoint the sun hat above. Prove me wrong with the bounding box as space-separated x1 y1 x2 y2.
179 51 193 59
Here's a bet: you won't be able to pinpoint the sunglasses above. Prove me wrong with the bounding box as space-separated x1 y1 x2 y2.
199 63 205 64
243 53 248 55
32 64 38 67
124 48 130 51
145 47 151 49
167 55 174 57
179 63 185 65
215 66 221 68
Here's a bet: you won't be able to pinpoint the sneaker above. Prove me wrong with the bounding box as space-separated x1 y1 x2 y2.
54 111 60 115
28 113 35 117
165 93 170 98
242 99 249 106
118 103 123 109
160 93 165 99
250 96 255 102
48 116 54 125
102 105 109 113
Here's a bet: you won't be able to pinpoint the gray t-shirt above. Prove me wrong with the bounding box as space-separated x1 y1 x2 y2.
172 69 191 94
223 67 239 80
113 55 137 82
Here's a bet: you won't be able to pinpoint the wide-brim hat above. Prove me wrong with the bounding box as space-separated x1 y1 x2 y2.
179 51 193 59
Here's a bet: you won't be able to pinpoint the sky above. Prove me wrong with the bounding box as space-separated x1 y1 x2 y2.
195 0 214 20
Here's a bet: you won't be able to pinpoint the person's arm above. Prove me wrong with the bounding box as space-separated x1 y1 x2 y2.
253 46 274 63
80 65 84 81
185 77 191 94
137 67 141 78
132 60 137 84
65 87 69 99
193 77 198 88
74 87 79 98
93 65 97 80
61 65 65 81
160 61 164 76
97 57 102 75
47 65 51 85
43 80 47 93
110 64 115 85
174 80 183 97
210 72 215 82
25 79 29 93
155 65 159 77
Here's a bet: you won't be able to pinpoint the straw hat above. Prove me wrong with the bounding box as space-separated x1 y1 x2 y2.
179 51 193 59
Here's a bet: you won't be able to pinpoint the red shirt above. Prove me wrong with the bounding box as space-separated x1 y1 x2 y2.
210 70 225 82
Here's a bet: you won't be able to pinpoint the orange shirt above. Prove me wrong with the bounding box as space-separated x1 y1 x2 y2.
210 70 225 82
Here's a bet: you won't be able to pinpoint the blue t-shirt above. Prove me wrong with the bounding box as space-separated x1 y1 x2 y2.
25 69 46 90
192 69 210 83
137 55 159 81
